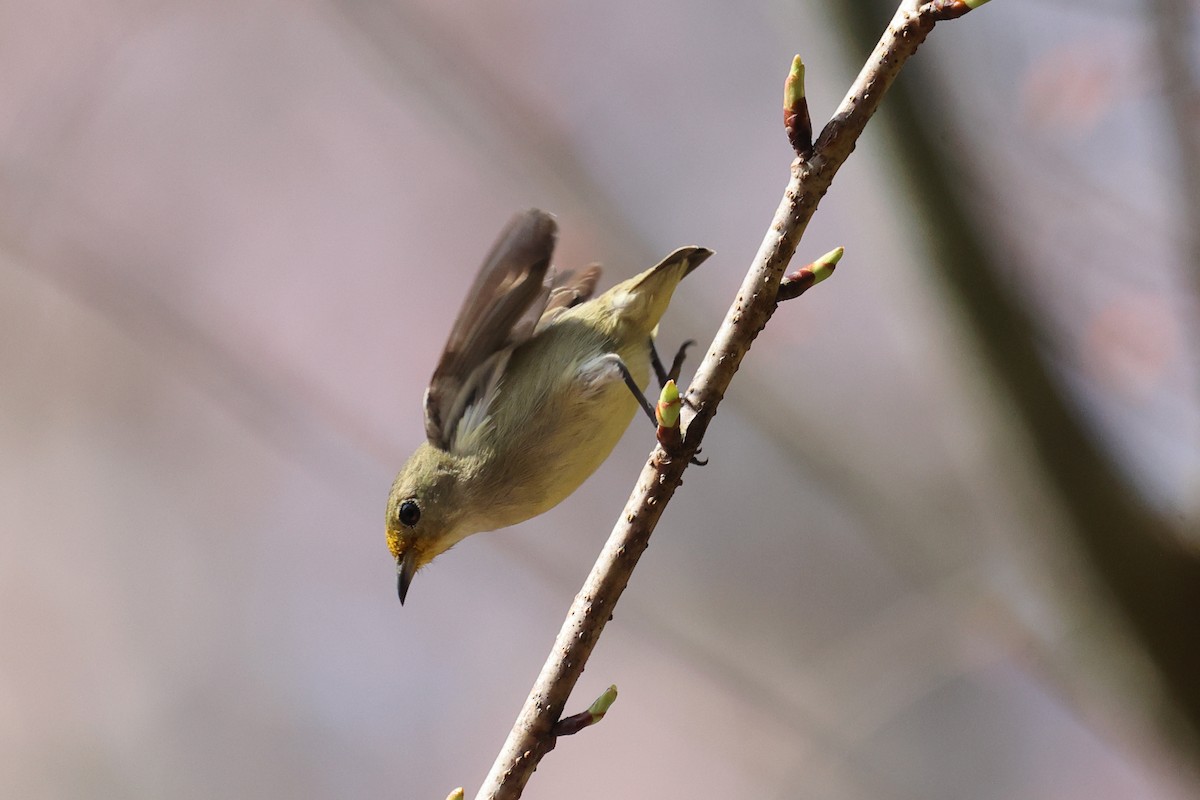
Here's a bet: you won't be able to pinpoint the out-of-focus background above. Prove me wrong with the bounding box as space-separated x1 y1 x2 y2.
3 1 1200 798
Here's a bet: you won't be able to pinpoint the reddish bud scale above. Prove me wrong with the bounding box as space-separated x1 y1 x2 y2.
783 55 813 157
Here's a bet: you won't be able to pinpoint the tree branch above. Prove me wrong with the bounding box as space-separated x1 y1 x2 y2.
473 2 990 798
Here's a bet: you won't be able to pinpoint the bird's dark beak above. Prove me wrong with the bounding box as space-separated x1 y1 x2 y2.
397 550 417 605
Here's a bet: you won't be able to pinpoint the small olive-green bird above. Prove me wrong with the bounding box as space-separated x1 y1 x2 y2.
386 209 711 603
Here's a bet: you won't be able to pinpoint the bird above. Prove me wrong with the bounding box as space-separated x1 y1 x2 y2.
386 209 711 603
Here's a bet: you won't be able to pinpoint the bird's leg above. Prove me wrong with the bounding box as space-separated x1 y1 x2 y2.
610 357 658 427
650 338 696 388
627 342 707 466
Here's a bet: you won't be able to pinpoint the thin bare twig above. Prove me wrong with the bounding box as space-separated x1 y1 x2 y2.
474 2 989 798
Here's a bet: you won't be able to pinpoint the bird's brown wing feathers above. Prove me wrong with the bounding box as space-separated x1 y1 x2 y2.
533 263 602 334
423 210 603 452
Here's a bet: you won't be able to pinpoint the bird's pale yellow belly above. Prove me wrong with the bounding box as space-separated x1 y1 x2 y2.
473 331 651 532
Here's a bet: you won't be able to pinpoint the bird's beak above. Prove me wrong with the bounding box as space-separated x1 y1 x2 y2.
397 550 417 605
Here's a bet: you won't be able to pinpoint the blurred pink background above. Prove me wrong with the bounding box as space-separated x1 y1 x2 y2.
2 1 1198 798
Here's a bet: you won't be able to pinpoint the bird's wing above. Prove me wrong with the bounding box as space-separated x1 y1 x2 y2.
422 209 562 451
532 263 602 334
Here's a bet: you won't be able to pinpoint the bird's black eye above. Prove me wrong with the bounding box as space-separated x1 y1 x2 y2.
397 499 421 527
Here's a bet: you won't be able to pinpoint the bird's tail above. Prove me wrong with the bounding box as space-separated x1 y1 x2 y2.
656 245 712 281
607 245 712 337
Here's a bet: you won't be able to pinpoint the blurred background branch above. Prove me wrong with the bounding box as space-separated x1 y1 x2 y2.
1147 0 1200 305
834 0 1200 767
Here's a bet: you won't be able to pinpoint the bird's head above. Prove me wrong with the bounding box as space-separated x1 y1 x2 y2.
385 442 473 604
